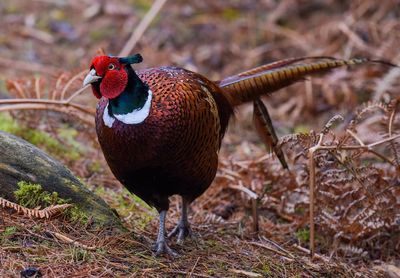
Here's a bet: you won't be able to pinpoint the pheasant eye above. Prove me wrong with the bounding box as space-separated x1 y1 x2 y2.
108 64 115 70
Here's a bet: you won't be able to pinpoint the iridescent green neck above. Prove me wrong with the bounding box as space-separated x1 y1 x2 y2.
108 66 148 116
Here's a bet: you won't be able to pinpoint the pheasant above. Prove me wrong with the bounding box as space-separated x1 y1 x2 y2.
83 54 382 256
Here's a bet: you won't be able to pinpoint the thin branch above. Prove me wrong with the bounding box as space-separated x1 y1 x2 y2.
248 241 293 260
292 244 329 263
60 70 88 100
0 98 95 115
229 182 258 199
34 77 41 99
65 85 90 103
0 104 94 126
346 129 365 146
189 257 201 277
168 271 214 278
7 80 27 98
307 133 324 259
118 0 168 57
46 230 97 251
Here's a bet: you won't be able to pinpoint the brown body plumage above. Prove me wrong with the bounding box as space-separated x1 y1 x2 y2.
96 67 231 211
85 55 379 256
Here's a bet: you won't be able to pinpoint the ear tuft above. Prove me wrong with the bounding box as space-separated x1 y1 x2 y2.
118 54 143 65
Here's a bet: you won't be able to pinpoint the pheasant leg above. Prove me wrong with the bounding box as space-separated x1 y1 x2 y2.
168 197 191 244
152 210 177 257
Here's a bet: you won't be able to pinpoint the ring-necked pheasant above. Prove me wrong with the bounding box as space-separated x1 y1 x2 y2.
83 54 384 256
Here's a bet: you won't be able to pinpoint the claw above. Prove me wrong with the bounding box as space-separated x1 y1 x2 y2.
168 221 191 244
152 240 178 257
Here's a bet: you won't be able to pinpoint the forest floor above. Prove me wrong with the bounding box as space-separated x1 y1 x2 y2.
0 0 399 277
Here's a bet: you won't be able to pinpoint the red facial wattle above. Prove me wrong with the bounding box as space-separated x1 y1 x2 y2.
100 69 128 99
91 85 102 99
87 56 129 100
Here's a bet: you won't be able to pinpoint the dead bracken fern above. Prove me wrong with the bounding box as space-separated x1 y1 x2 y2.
281 98 400 259
2 72 95 127
0 196 72 219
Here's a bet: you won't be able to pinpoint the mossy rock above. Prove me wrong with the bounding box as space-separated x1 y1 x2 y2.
0 131 123 231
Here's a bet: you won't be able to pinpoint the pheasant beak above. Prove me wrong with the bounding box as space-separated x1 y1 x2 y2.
83 69 102 86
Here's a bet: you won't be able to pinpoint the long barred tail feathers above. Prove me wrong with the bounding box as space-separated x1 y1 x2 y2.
217 56 396 169
217 57 395 106
253 98 288 169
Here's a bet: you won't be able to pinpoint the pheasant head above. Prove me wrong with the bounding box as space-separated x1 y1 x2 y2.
83 53 143 99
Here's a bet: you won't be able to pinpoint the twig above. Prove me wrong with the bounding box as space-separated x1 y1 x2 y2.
188 257 200 277
168 271 214 278
248 241 294 260
60 70 88 100
0 98 95 115
18 26 55 44
388 100 397 136
34 77 41 99
337 22 371 52
65 85 90 103
307 133 323 259
229 182 260 233
229 269 262 277
7 80 27 98
46 230 97 251
228 183 258 199
346 129 365 146
0 104 94 126
119 0 168 57
292 244 329 263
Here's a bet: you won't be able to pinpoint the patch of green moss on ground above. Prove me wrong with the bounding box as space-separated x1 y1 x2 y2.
14 181 88 224
68 246 92 263
295 227 310 244
14 181 61 208
0 226 19 244
0 113 82 161
88 161 102 173
3 226 18 237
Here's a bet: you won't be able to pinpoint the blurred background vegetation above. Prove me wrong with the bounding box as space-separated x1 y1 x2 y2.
0 0 399 277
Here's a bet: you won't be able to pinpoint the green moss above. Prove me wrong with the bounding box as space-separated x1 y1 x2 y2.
294 206 305 215
3 226 18 237
31 256 50 263
14 181 88 224
4 2 19 13
204 239 226 252
88 161 102 173
295 227 310 244
261 263 272 276
89 28 116 42
63 178 82 192
57 127 83 160
0 114 83 161
222 8 241 21
293 124 310 134
67 206 89 223
94 186 155 229
1 226 18 244
14 181 59 208
130 0 152 11
68 246 91 263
